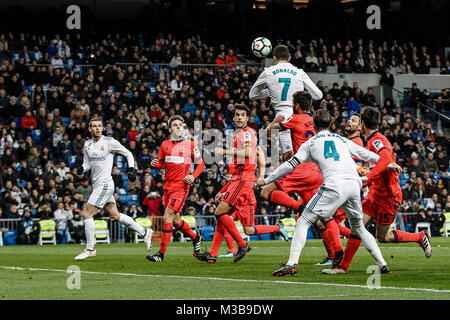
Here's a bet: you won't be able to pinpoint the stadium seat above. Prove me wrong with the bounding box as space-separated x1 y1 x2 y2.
38 219 56 245
134 217 152 243
280 217 297 240
180 215 197 242
234 220 250 242
122 175 128 189
14 117 21 128
31 129 41 143
126 194 140 207
415 222 431 234
94 219 110 244
199 225 215 241
118 193 128 203
17 181 27 188
3 231 17 245
67 155 76 168
62 117 70 127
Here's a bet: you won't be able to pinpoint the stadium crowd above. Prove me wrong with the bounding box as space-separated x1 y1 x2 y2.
0 32 448 244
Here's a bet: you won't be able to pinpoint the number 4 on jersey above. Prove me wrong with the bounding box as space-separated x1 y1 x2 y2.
278 78 291 101
324 140 340 161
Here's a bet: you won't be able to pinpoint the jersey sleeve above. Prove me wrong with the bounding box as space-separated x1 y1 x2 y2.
294 141 312 163
279 115 297 131
191 142 205 178
369 138 386 155
298 70 323 100
249 70 268 100
109 138 135 169
82 143 91 172
263 144 309 185
347 139 379 164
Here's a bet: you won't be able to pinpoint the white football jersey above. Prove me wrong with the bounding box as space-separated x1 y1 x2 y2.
82 136 135 188
249 62 323 118
295 130 379 187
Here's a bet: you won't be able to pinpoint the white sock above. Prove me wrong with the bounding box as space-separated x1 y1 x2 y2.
286 216 312 266
119 214 145 236
351 219 387 267
84 217 96 251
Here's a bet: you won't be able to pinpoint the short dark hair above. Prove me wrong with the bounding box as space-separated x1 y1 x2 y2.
313 109 331 131
293 91 312 112
89 117 103 127
233 103 250 117
168 115 184 128
273 45 290 60
361 107 380 129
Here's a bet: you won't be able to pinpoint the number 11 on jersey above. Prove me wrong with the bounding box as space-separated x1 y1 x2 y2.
324 140 340 161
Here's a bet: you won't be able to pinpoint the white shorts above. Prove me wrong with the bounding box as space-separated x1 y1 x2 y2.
302 180 363 224
275 108 294 155
87 181 116 208
279 129 293 155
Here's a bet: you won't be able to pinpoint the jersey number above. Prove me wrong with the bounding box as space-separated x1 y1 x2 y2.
324 140 340 161
278 78 291 101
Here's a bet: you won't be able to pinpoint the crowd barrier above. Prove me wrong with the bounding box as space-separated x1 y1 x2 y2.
0 212 445 246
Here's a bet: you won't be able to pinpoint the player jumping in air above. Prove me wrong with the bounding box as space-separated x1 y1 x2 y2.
255 109 400 276
194 104 288 264
249 45 323 161
324 107 432 274
146 115 205 262
74 117 152 260
261 92 356 270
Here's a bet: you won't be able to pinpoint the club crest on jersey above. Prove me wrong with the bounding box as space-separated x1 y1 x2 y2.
193 146 200 158
373 139 384 151
101 146 105 151
283 115 293 123
244 131 251 142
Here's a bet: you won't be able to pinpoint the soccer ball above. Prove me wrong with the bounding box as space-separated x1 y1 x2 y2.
251 37 272 58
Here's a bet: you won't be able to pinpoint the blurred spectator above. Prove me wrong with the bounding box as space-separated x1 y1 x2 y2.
68 211 85 244
15 208 39 244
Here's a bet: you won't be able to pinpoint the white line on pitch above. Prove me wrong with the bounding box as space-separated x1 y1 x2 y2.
1 265 449 294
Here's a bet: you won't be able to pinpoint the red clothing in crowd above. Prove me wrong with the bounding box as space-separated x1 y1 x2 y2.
21 115 37 129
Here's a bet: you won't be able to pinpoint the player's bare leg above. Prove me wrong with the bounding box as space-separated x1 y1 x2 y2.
74 203 99 260
104 203 152 251
147 207 176 262
376 223 432 258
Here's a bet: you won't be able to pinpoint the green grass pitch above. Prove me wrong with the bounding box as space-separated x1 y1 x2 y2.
1 238 449 300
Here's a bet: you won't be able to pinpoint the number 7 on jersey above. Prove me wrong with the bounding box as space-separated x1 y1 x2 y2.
278 78 291 101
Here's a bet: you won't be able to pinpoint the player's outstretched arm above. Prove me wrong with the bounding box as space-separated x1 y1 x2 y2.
299 71 323 100
256 146 266 180
255 143 310 189
110 138 135 169
249 70 269 100
347 139 379 164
